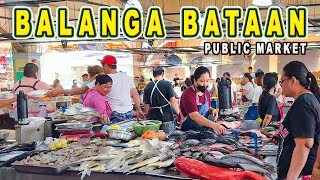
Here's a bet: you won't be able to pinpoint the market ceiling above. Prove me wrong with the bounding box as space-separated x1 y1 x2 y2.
1 0 320 53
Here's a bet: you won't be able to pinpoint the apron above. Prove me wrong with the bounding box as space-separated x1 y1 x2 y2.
14 80 40 93
180 87 210 131
149 80 173 122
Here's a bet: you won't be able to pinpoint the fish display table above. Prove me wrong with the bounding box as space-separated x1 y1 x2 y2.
0 167 188 180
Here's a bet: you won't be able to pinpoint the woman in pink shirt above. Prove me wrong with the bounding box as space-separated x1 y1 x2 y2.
83 75 112 124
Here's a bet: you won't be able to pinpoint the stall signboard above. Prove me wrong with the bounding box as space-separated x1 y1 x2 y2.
0 43 14 88
11 6 308 56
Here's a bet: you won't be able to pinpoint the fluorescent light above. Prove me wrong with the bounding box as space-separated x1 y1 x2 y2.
252 0 272 6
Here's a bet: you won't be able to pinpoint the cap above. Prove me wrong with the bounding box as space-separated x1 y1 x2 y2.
99 55 117 65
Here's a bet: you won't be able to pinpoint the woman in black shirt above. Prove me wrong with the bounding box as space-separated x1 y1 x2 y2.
258 73 280 128
276 61 320 180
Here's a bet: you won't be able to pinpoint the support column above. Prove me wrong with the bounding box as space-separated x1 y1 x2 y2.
269 55 278 73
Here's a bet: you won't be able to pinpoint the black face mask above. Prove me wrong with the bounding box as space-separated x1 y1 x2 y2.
196 84 207 93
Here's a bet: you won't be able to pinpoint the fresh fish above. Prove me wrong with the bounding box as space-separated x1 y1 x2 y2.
238 163 272 178
201 130 219 139
170 143 180 150
209 143 236 151
159 153 174 161
114 160 130 172
147 158 175 168
202 155 239 168
234 147 256 155
185 130 202 140
105 157 123 171
138 140 154 153
168 131 186 141
216 136 241 147
208 151 225 158
127 150 159 165
201 139 217 145
104 140 121 146
73 155 118 164
221 154 266 167
184 139 201 146
192 152 201 160
175 158 268 180
220 154 276 173
210 147 232 154
78 161 100 180
182 151 192 157
128 156 161 171
172 148 182 156
136 166 155 173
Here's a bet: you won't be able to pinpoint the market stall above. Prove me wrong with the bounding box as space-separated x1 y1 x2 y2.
0 93 279 180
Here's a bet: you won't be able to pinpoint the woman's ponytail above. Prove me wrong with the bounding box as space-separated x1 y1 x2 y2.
307 72 320 102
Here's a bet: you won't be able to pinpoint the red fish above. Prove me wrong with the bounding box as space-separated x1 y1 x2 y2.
175 158 268 180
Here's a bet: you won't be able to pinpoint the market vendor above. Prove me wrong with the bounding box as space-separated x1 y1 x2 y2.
83 75 112 124
178 66 226 134
258 73 280 128
13 63 52 95
241 73 254 102
143 67 180 123
276 61 320 180
46 55 145 121
80 65 103 101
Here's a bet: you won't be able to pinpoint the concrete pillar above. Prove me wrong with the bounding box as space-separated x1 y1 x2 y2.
12 53 42 81
211 65 217 79
269 55 278 73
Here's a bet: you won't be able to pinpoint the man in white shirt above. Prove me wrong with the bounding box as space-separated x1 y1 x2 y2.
252 69 264 104
248 67 255 82
223 72 237 105
47 55 145 122
272 73 283 104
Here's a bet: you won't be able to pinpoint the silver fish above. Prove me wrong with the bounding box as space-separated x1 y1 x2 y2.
146 158 175 168
238 163 272 179
128 156 161 171
220 154 276 173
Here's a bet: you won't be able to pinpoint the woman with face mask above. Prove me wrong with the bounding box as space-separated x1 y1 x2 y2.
275 61 320 180
178 66 226 134
83 75 113 124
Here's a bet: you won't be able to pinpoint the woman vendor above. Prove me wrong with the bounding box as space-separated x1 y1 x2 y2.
83 75 113 124
241 73 254 102
258 73 280 128
179 66 226 134
276 61 320 180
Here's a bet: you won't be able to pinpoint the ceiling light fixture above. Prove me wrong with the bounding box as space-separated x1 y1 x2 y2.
124 0 143 13
252 0 272 6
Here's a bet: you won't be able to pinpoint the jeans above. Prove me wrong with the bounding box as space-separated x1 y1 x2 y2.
110 110 133 123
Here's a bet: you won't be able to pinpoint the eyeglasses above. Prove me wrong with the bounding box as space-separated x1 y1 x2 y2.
279 78 290 86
